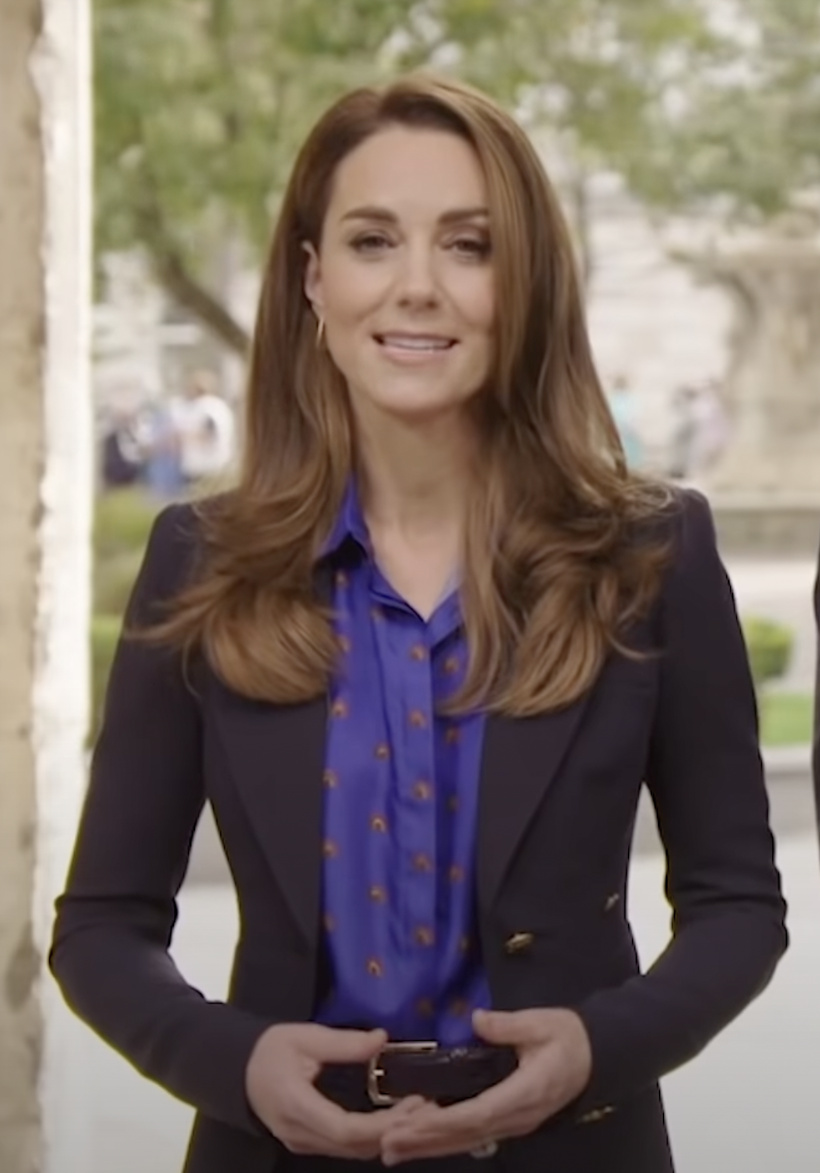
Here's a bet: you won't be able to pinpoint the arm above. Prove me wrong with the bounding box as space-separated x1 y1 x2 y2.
49 505 271 1133
575 489 788 1109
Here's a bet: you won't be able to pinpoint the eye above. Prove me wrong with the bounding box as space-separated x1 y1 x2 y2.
350 232 392 254
449 236 492 260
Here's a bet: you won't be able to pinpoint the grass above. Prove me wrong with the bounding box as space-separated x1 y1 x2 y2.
759 692 813 748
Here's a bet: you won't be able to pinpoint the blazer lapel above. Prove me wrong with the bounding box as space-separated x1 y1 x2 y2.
477 695 592 911
209 565 334 949
211 684 327 948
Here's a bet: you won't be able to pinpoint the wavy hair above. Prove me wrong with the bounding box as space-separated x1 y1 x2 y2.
146 74 673 716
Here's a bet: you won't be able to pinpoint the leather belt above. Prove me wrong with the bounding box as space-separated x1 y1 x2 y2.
317 1042 518 1111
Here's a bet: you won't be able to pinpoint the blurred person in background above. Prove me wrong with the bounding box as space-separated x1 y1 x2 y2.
667 384 698 480
689 378 730 474
142 394 186 499
173 368 236 487
50 75 786 1173
608 373 644 469
99 403 145 490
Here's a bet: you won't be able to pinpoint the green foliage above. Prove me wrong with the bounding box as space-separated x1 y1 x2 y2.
759 691 812 747
94 486 160 560
90 488 160 736
742 616 794 691
620 0 820 220
94 0 422 284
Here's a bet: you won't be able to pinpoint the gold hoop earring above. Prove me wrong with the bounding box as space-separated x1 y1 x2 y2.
316 316 325 349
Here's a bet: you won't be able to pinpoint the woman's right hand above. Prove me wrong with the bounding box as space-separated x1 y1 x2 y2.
245 1022 424 1159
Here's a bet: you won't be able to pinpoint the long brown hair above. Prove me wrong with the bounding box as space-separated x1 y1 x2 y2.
147 74 672 716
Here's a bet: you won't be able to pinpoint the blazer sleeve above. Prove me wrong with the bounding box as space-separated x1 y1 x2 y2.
574 489 788 1111
49 504 272 1135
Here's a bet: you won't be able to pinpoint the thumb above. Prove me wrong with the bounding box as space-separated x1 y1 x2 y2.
303 1024 388 1064
473 1008 541 1048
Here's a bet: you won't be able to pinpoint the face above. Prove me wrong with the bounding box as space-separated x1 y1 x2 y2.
304 126 495 426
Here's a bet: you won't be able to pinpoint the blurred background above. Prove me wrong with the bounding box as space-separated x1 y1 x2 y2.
2 1 819 1171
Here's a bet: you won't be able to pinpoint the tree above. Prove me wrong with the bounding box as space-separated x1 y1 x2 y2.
394 0 719 283
618 0 820 222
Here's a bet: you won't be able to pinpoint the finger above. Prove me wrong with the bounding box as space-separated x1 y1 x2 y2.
472 1007 549 1048
382 1064 542 1159
384 1101 535 1163
302 1024 388 1064
292 1085 425 1159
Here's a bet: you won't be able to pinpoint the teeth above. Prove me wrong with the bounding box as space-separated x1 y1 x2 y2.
380 335 452 351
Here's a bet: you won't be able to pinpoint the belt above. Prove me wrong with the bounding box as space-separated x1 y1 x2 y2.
316 1042 518 1111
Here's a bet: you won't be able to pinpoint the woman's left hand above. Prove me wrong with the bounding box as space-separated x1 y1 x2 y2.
380 1007 593 1165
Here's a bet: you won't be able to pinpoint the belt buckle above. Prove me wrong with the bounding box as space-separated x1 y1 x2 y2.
367 1040 438 1106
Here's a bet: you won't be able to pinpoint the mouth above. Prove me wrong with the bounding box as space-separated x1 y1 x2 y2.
374 332 458 353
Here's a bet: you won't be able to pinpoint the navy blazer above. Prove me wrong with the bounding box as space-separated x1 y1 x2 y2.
49 489 787 1173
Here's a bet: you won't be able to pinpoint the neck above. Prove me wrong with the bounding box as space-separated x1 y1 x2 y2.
353 407 478 537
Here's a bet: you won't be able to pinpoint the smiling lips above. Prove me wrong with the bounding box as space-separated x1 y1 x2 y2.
375 332 457 354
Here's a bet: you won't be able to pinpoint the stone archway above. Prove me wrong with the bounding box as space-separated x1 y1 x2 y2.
0 1 92 1170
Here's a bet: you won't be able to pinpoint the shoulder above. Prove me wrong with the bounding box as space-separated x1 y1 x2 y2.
141 495 227 596
627 482 716 557
650 487 734 619
665 486 721 569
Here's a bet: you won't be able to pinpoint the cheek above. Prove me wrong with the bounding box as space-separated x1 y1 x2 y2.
321 259 387 325
458 275 495 339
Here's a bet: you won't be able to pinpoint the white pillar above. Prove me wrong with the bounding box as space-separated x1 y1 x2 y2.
0 0 92 1169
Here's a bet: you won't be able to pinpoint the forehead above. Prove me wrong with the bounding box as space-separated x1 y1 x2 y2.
325 126 487 221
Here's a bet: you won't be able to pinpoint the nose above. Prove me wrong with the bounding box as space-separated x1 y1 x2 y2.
394 241 439 307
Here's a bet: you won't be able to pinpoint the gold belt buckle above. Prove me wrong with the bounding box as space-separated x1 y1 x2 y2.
367 1040 438 1106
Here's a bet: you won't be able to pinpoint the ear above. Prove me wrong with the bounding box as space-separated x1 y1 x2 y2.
302 241 324 318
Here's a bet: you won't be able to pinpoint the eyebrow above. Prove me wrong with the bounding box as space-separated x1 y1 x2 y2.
339 205 490 226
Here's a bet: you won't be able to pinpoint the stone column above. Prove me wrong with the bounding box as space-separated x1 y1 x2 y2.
0 1 92 1170
701 233 820 498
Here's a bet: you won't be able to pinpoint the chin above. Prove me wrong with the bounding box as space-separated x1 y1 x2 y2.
373 394 470 423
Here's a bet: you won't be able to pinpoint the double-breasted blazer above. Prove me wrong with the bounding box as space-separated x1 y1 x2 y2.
50 488 787 1173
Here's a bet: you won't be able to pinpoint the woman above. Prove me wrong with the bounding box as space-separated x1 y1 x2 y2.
50 75 786 1173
